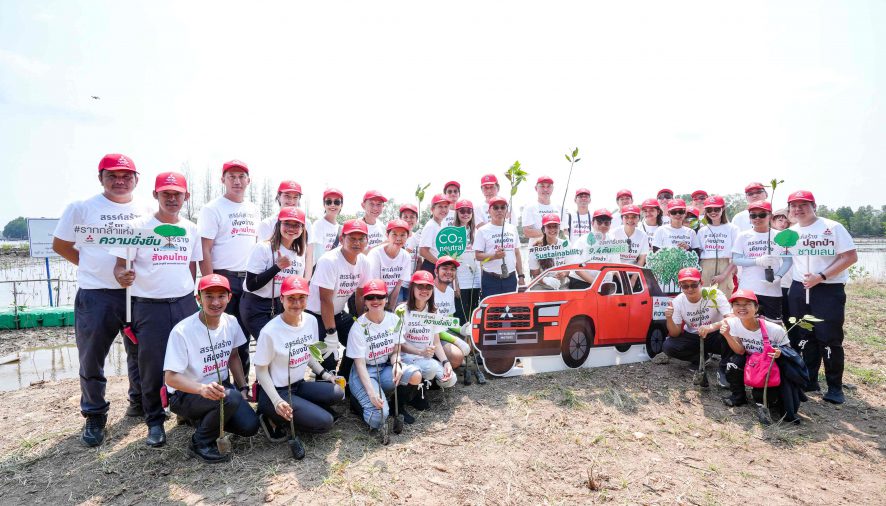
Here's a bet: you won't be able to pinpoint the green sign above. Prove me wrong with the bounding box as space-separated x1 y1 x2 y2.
435 226 467 258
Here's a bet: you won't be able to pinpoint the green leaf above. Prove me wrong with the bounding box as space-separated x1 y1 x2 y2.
798 322 813 331
572 147 579 158
701 288 709 298
773 229 800 248
803 315 824 322
308 342 327 362
574 158 580 162
565 154 572 162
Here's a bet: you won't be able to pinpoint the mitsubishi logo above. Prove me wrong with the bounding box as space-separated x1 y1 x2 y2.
501 305 513 319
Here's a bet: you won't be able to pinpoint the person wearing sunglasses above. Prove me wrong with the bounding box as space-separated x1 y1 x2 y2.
691 190 709 211
640 198 663 250
418 194 453 273
612 205 649 266
522 176 561 240
565 188 593 241
311 188 344 259
475 196 525 297
581 208 619 263
442 181 461 226
258 181 312 241
366 219 413 311
652 199 700 255
347 279 423 434
656 188 675 225
697 196 737 294
453 200 481 325
399 203 421 302
609 189 633 229
731 201 791 321
662 268 733 387
731 182 769 232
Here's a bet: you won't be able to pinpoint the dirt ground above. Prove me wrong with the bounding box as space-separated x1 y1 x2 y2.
0 283 884 505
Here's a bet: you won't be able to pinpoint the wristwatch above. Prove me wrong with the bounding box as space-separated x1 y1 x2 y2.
325 327 337 335
238 384 249 393
818 272 827 281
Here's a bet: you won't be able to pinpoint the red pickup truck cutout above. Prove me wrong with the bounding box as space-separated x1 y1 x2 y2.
471 262 672 376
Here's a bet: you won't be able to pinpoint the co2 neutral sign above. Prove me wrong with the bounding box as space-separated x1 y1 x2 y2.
435 226 467 258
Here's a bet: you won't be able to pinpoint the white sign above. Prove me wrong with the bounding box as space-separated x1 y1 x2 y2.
74 225 165 248
411 311 459 330
27 218 59 258
652 296 672 320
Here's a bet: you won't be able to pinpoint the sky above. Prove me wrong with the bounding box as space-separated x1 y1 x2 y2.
0 0 884 227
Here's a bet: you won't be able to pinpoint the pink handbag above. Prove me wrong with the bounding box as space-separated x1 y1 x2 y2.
744 319 781 388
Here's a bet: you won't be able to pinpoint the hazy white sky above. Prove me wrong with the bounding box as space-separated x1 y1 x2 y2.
1 0 883 226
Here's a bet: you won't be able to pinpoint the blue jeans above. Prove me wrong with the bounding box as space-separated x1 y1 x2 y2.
349 363 418 429
480 271 517 298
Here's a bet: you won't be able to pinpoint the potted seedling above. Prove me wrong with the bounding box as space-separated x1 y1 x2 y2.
502 161 528 277
559 147 581 221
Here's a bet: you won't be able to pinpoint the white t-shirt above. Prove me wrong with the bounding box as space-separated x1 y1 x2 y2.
640 224 659 250
732 229 786 297
163 312 247 393
418 218 446 259
671 291 732 335
474 223 519 274
254 313 319 388
787 217 856 284
610 210 622 229
198 197 259 271
307 248 371 314
611 227 649 265
244 242 307 298
724 317 789 354
434 284 456 316
53 194 153 290
652 225 699 250
257 214 314 242
731 209 752 233
522 203 562 231
362 219 386 250
311 218 340 256
697 223 738 260
566 211 592 241
444 210 456 227
455 239 481 289
110 216 202 298
399 306 435 354
346 312 402 366
366 246 412 293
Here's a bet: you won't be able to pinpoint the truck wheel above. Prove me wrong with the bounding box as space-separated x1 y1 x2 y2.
483 355 516 376
614 344 631 353
645 326 666 358
561 320 593 368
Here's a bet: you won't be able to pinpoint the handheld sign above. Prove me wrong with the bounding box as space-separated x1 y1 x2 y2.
435 226 467 258
773 228 811 303
411 311 460 331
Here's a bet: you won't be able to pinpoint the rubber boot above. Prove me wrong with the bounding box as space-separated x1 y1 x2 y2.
822 345 845 404
396 385 416 424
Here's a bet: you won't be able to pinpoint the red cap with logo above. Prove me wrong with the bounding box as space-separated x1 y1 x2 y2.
593 208 613 219
363 190 387 203
323 188 343 199
362 279 388 297
748 201 773 212
443 180 460 190
455 199 473 210
480 174 498 186
399 203 418 215
222 160 249 173
386 219 410 232
155 172 187 192
703 195 725 208
729 288 758 303
278 207 305 224
691 190 708 199
787 190 815 204
657 188 674 197
616 189 632 199
542 214 561 226
98 153 137 173
488 195 507 207
411 270 435 285
641 198 659 209
278 180 302 194
745 182 765 193
435 255 460 269
431 194 450 206
621 204 641 216
537 175 554 185
198 274 231 292
677 267 702 282
667 199 687 211
341 219 368 235
686 206 700 218
281 275 310 296
575 188 591 197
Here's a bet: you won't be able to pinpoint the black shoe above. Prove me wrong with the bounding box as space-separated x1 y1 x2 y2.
80 414 107 447
475 367 487 385
716 371 730 389
146 425 166 447
823 388 845 405
125 402 144 418
408 392 430 411
396 386 416 424
722 394 748 407
188 439 231 463
259 414 288 443
803 381 821 393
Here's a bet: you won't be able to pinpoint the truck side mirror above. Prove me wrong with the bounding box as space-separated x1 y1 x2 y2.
599 281 616 296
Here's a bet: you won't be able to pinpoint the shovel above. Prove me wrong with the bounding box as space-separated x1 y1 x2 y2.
756 358 777 425
693 335 709 388
286 350 306 459
216 389 232 455
122 253 138 344
392 381 404 435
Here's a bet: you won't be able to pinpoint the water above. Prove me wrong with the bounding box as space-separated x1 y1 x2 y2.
0 342 127 392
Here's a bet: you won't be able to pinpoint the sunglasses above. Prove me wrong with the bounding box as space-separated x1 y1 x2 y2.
749 212 769 219
324 199 342 206
679 282 700 289
658 194 674 199
414 284 433 291
706 208 722 212
457 208 473 214
595 218 612 224
365 294 386 301
669 210 685 215
491 205 507 210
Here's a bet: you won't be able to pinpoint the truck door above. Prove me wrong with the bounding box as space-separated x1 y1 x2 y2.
593 270 631 344
625 270 653 339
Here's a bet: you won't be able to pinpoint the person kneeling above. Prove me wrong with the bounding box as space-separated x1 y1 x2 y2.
163 274 260 463
254 276 345 451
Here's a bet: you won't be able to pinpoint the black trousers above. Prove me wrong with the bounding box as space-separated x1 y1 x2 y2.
306 310 357 380
169 386 259 447
239 292 277 343
662 330 727 365
787 281 846 390
453 288 481 326
216 271 252 376
757 294 782 321
256 381 344 434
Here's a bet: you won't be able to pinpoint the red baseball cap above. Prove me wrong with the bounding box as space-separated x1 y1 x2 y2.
480 174 498 186
278 207 305 224
455 199 473 210
341 219 368 235
616 189 633 199
323 188 343 199
686 206 700 217
198 274 231 292
280 275 309 296
542 214 561 226
667 199 687 211
691 190 708 199
362 190 387 203
748 201 773 213
575 188 591 197
621 204 641 216
729 288 758 303
745 182 765 194
362 279 388 297
677 267 702 282
443 180 460 190
431 194 450 206
641 198 659 209
278 180 302 194
222 160 249 173
435 256 460 269
411 270 435 285
703 195 725 208
537 175 554 185
98 153 137 173
657 188 674 197
386 219 410 232
787 190 815 204
399 203 418 215
488 196 507 207
154 172 187 193
593 208 612 219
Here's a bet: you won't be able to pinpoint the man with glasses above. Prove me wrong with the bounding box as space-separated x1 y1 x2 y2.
662 268 734 387
691 190 709 210
360 190 388 250
731 182 768 232
656 188 675 225
522 176 561 240
475 174 502 227
475 196 525 296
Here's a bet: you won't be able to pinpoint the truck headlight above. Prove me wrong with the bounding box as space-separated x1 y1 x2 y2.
538 305 560 318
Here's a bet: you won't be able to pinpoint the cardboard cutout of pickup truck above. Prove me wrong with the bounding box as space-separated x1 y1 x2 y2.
470 262 672 377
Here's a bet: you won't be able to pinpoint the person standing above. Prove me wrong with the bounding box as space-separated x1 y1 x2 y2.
442 181 461 226
691 190 709 210
785 190 857 404
611 204 649 266
475 196 525 296
566 188 593 240
656 188 675 225
640 198 662 250
258 181 312 241
366 219 413 310
311 188 343 257
52 153 153 446
652 199 700 254
696 195 737 293
732 182 768 232
521 176 561 239
112 171 201 447
452 200 481 324
474 174 501 227
360 190 388 250
197 160 259 375
610 189 633 228
418 194 452 272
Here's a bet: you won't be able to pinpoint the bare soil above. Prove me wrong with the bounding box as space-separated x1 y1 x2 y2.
1 284 884 505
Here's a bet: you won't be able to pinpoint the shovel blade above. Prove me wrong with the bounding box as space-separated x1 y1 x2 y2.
288 437 306 460
393 415 404 435
756 405 773 425
216 435 232 455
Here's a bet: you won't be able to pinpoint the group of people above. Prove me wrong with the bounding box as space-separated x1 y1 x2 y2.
51 153 857 462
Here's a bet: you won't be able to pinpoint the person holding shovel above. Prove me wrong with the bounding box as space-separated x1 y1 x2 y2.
784 190 857 404
254 276 344 446
52 153 153 447
696 195 737 293
163 274 259 463
111 171 201 447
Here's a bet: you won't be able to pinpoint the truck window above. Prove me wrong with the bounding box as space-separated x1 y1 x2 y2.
626 272 644 294
528 269 600 291
599 271 624 295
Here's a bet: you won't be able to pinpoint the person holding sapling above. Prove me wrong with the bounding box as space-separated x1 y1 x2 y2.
662 268 734 388
474 196 524 297
310 188 343 260
452 200 481 324
652 199 700 255
640 198 663 250
254 276 344 445
258 181 312 241
696 195 737 294
163 274 259 463
111 171 201 447
731 201 792 320
366 219 413 311
731 182 769 232
685 206 701 232
347 279 422 433
418 194 452 273
609 189 633 229
784 190 857 404
52 153 153 447
529 214 570 284
611 204 649 266
359 190 388 251
521 175 561 240
566 188 593 240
